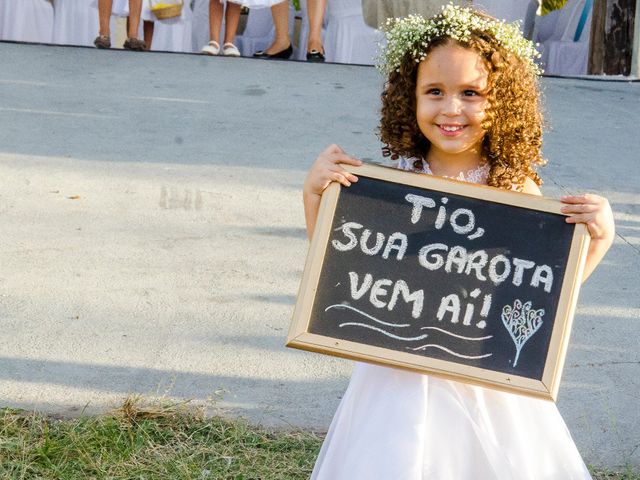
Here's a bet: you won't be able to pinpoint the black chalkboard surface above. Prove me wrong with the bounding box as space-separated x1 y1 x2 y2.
287 163 590 401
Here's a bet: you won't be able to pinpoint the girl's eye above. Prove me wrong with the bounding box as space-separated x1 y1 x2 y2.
426 88 441 95
463 90 479 96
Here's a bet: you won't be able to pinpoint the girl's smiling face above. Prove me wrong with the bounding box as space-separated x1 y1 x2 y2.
415 42 489 169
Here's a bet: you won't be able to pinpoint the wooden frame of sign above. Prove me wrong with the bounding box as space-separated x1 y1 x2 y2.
287 163 590 401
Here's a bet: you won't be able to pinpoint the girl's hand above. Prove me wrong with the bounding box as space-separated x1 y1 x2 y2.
561 193 615 244
303 144 363 197
561 193 615 281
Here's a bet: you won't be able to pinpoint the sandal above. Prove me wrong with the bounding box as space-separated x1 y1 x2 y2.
201 41 220 55
93 35 111 49
123 37 146 51
222 43 241 57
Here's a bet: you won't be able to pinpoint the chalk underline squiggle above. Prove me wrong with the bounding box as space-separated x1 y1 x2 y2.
420 327 493 342
410 344 492 359
338 322 429 341
325 304 410 327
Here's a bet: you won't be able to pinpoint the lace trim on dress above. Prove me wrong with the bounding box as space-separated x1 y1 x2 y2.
396 157 490 185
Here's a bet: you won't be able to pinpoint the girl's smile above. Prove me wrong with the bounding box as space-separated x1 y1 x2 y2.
438 124 467 136
415 42 489 173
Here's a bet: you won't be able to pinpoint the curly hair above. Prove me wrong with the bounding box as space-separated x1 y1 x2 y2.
379 23 545 191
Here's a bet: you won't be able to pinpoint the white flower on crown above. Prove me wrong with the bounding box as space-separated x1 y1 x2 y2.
377 3 542 76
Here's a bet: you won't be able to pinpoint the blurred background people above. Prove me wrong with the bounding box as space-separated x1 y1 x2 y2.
251 0 326 61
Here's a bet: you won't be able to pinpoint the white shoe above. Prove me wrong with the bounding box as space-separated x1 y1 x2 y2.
201 41 220 55
222 43 241 57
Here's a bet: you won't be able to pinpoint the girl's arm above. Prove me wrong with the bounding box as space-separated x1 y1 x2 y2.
303 144 362 239
521 180 614 282
561 194 615 281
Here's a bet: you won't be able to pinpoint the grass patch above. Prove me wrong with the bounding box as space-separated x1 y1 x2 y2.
0 397 321 479
590 467 640 480
0 396 637 479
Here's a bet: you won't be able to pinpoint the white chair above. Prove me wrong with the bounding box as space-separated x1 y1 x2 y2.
234 3 294 57
521 0 538 40
536 0 592 75
323 0 383 65
0 0 54 43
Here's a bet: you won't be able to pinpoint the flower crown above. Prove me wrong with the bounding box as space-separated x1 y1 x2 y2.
377 4 541 76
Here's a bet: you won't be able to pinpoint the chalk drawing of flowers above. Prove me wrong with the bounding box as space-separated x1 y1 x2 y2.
501 299 545 367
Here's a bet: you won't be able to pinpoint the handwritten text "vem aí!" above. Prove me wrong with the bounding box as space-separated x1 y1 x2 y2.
331 194 554 329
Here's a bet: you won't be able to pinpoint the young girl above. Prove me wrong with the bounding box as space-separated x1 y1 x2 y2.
303 6 614 479
201 0 242 56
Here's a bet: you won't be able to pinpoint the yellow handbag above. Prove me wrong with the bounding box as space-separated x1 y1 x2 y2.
149 0 183 20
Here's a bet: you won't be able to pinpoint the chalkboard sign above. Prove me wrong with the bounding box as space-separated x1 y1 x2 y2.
287 163 590 401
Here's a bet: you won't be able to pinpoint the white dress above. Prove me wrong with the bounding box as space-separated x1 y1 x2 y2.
237 0 286 9
142 0 194 52
52 0 99 46
311 159 592 480
0 0 53 43
323 0 384 65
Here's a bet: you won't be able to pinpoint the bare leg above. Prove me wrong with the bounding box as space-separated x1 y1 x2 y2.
143 20 154 49
97 0 113 36
127 0 143 39
209 0 224 44
264 0 290 54
306 0 326 53
223 2 242 45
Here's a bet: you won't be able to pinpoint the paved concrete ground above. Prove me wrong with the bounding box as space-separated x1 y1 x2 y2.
0 41 638 469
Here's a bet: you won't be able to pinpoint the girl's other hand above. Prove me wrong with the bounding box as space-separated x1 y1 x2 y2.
561 193 615 245
561 193 615 281
303 144 363 197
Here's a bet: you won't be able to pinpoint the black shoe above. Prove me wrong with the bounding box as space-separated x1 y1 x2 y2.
253 44 293 59
306 49 325 62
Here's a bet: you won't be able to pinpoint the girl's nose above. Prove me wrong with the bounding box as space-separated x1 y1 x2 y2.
442 96 462 115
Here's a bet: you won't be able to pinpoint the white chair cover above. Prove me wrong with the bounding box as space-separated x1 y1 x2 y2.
534 8 561 43
0 0 54 43
234 3 294 56
324 0 383 65
536 0 590 75
521 0 538 39
52 0 100 46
